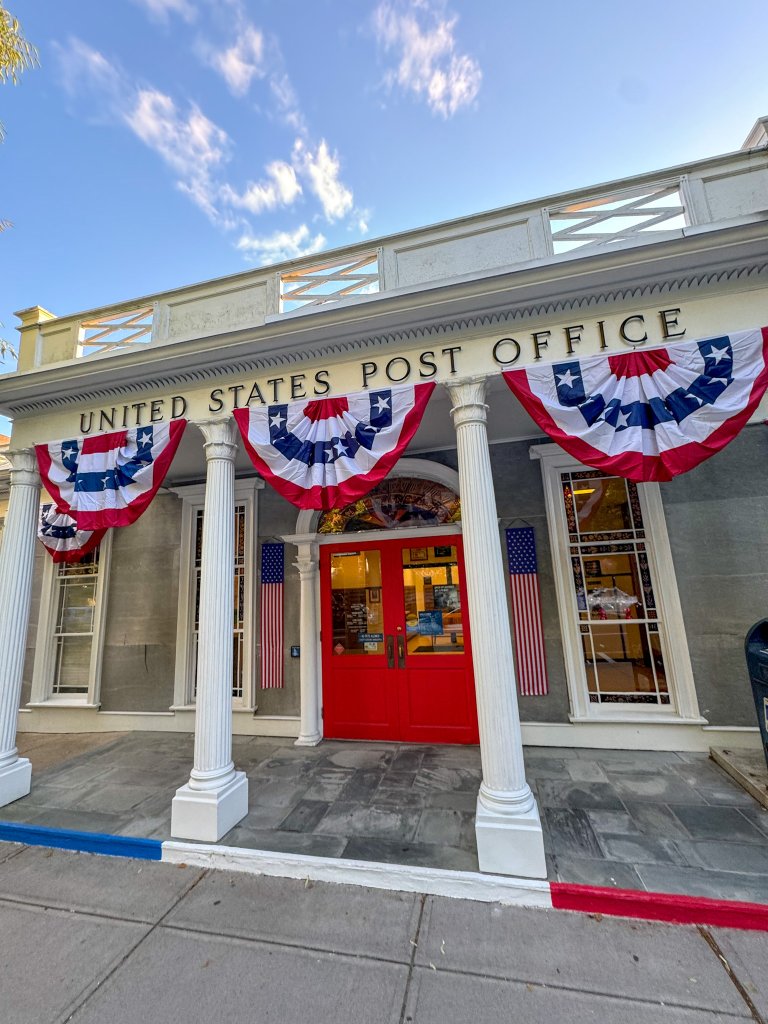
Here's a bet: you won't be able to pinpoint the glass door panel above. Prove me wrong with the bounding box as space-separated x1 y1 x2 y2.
329 550 385 655
401 544 464 655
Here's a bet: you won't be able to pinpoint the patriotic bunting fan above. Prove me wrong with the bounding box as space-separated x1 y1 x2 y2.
234 383 435 509
35 420 187 530
504 327 768 481
38 503 107 564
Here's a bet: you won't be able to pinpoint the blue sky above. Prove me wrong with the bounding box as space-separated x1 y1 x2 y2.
1 0 767 409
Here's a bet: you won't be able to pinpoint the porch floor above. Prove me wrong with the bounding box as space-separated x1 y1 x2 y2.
3 733 768 902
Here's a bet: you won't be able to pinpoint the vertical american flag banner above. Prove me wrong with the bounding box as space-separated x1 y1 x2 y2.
260 542 285 689
506 527 549 696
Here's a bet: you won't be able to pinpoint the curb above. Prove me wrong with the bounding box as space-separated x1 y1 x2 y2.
2 820 766 930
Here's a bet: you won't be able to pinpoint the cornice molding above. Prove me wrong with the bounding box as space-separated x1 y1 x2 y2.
4 255 768 417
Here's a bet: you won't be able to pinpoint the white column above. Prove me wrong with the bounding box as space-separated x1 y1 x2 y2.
285 534 322 746
0 450 40 807
447 378 546 878
171 420 248 841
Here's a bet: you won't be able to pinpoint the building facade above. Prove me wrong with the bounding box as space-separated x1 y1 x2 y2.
1 117 767 876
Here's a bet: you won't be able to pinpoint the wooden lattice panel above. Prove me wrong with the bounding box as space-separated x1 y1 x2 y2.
79 306 154 356
549 181 686 255
280 252 379 312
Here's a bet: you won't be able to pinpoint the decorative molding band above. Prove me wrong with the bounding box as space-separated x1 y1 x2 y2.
6 261 768 417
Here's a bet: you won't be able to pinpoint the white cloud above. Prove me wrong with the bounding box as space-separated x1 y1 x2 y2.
126 90 230 220
373 0 481 118
235 223 326 265
209 24 265 97
221 160 302 214
54 37 123 101
132 0 196 23
293 139 354 222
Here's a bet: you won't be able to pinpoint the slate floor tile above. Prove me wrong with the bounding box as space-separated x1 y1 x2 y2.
555 854 644 889
343 836 478 871
543 807 603 859
336 770 385 803
597 835 686 866
414 808 465 846
585 808 640 835
736 805 768 838
536 780 625 811
671 805 766 843
278 799 330 833
623 802 691 840
673 839 768 874
374 787 426 809
316 802 421 841
608 772 707 804
219 827 348 858
565 759 608 783
636 864 768 903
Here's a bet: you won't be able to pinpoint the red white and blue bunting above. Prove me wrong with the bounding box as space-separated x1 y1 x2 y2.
35 421 187 530
38 503 107 564
233 384 435 510
504 328 768 481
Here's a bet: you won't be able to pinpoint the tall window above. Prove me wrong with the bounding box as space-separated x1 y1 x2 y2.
533 444 699 721
30 533 112 706
190 504 247 701
173 480 261 710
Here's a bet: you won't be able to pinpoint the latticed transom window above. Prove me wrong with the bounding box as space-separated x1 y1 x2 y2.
318 477 460 534
52 550 100 696
560 470 670 706
193 504 247 700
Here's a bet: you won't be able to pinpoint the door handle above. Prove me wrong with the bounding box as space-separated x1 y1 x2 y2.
396 634 406 669
386 634 395 669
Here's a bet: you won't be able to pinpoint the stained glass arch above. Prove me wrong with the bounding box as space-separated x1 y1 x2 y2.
317 475 461 534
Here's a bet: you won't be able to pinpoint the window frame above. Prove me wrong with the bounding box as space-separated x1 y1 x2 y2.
531 443 701 723
29 529 113 708
172 478 261 711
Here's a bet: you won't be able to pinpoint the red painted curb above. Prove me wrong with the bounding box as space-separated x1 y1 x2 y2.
550 882 768 931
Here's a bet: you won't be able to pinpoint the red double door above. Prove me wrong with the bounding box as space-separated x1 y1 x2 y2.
320 535 479 744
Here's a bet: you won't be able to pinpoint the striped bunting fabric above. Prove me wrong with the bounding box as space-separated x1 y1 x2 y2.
260 542 285 689
506 527 548 696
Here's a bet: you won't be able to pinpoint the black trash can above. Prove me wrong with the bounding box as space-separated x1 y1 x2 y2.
744 619 768 771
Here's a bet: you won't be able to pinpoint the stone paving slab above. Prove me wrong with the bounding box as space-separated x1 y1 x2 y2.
165 869 421 961
4 734 768 899
0 846 203 922
403 967 751 1024
71 927 407 1024
711 927 768 1019
0 900 149 1024
414 897 749 1015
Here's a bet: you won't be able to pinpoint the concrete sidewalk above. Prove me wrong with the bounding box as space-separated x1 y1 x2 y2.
1 840 767 1024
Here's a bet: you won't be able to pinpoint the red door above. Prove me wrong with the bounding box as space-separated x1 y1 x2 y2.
320 535 478 744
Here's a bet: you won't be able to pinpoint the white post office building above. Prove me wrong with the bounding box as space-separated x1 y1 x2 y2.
1 117 767 878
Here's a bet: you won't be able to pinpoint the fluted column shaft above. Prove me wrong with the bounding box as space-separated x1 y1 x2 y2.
189 420 238 789
447 378 534 815
0 450 39 803
292 538 322 746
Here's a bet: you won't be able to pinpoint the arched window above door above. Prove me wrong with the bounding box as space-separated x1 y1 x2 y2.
318 476 461 534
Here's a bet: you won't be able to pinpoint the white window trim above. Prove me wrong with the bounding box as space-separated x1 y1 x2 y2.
29 531 113 708
530 443 702 724
171 478 262 711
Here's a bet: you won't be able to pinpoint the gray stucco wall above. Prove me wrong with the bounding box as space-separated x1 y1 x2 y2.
256 484 301 717
661 424 768 727
99 494 181 712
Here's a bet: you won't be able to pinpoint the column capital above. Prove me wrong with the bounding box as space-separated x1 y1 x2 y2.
284 533 319 574
195 419 239 461
6 449 40 489
446 376 489 428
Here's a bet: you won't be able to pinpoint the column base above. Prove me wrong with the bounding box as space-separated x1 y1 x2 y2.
0 757 32 808
294 733 322 747
475 792 547 879
171 771 248 843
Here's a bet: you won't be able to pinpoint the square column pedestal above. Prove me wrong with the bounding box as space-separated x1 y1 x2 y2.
475 796 546 878
0 758 32 808
171 771 248 843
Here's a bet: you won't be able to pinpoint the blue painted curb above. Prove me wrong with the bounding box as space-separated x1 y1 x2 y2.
0 821 163 860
